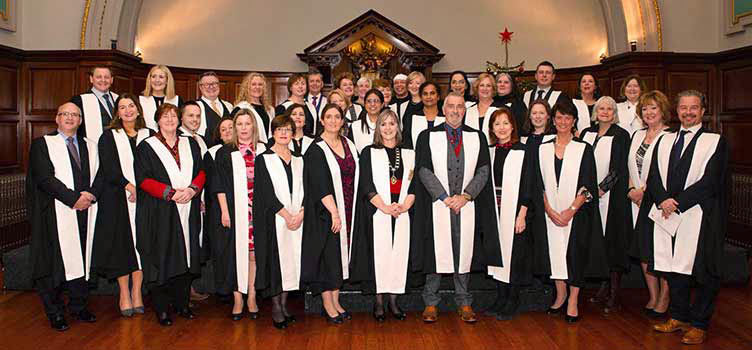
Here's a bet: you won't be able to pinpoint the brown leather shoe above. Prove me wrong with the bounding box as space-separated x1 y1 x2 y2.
681 327 707 345
422 306 438 323
458 305 477 323
653 319 691 333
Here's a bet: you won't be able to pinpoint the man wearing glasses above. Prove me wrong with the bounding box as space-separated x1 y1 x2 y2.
196 71 233 147
27 102 103 331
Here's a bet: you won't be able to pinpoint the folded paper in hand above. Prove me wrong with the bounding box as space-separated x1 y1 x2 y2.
649 205 681 236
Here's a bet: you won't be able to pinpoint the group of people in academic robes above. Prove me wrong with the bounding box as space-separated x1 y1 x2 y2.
26 63 729 345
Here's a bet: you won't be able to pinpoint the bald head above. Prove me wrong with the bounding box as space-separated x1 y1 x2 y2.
56 102 82 136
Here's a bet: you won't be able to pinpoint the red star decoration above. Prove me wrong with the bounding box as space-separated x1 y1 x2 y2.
499 27 514 44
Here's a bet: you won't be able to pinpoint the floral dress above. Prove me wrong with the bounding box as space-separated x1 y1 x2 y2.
239 143 256 251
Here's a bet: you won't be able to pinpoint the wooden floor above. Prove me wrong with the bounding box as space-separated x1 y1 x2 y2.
1 281 751 350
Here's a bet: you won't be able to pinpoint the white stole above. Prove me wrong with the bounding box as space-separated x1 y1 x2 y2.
43 135 99 281
368 148 414 293
572 99 594 133
539 140 585 280
581 131 614 234
411 115 446 149
263 153 305 291
140 95 179 131
197 98 231 137
111 128 150 269
523 89 561 108
81 93 117 142
230 143 266 293
289 136 313 155
617 102 643 135
488 148 525 283
467 104 498 138
428 130 480 274
144 136 194 268
351 119 376 154
316 139 360 280
652 132 720 275
627 129 665 227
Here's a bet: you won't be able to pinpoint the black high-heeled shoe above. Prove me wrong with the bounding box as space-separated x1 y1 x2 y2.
389 305 407 321
547 301 568 315
247 309 260 320
565 314 580 323
273 317 288 329
373 305 386 323
156 312 173 326
322 310 343 324
230 310 244 321
340 309 352 320
284 314 296 323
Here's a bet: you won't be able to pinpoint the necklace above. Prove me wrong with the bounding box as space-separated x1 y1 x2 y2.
388 148 402 184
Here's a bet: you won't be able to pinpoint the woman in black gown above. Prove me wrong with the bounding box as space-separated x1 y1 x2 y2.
301 104 359 324
533 101 607 323
92 93 153 317
401 82 444 149
493 72 528 131
285 103 315 155
134 103 205 326
254 114 305 329
484 107 534 321
350 109 415 322
579 96 631 313
520 99 555 148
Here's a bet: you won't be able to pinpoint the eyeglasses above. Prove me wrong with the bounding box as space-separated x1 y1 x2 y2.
275 127 293 134
57 112 81 118
201 82 220 87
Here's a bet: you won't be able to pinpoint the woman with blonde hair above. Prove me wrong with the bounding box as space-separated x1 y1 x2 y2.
468 72 498 136
214 108 267 321
233 72 275 142
334 73 362 122
140 65 182 131
327 89 355 124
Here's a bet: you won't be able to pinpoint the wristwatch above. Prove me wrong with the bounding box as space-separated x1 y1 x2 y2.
462 193 473 201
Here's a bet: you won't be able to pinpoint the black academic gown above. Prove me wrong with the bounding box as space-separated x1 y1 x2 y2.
580 124 633 272
253 149 304 298
197 98 232 148
91 128 153 279
27 132 104 290
642 128 728 284
301 139 357 294
489 143 534 285
349 145 417 293
493 94 528 133
71 92 115 139
531 138 608 286
134 136 204 286
275 99 315 136
202 143 225 265
412 124 501 273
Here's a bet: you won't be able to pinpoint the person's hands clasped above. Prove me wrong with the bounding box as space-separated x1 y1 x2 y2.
73 193 93 210
628 187 644 206
660 198 679 218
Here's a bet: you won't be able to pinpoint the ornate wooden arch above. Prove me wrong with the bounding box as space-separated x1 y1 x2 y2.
297 9 445 85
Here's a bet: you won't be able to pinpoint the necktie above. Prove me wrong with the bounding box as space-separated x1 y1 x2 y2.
312 96 318 110
669 130 689 170
211 100 221 115
66 136 81 169
537 90 544 100
103 93 114 116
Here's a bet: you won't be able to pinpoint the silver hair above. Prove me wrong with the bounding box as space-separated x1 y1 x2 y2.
592 95 619 124
676 90 706 109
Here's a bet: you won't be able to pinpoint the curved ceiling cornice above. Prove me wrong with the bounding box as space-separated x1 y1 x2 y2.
82 1 661 63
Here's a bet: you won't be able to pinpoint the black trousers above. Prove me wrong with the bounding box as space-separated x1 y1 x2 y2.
148 273 192 314
667 272 721 330
37 277 89 320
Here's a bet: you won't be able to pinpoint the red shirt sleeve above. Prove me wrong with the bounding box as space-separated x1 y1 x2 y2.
141 178 170 199
191 170 206 192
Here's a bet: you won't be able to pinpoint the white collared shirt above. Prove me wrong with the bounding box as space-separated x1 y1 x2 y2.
91 87 114 116
676 123 703 156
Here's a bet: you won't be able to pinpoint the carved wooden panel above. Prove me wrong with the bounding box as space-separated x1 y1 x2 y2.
28 67 76 114
112 75 132 94
722 122 752 166
0 122 19 168
0 65 18 113
721 65 752 113
173 79 192 100
666 71 711 113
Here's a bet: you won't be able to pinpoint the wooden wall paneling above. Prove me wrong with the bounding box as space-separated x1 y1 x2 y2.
0 64 19 113
666 68 713 114
720 63 752 113
0 122 19 169
26 65 77 115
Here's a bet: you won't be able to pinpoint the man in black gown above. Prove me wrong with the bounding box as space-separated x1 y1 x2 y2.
27 102 102 331
522 61 570 109
650 90 728 345
414 92 499 324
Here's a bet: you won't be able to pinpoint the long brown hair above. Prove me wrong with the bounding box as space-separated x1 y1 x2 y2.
109 93 147 130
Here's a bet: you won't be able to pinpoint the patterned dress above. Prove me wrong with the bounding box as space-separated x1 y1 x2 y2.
333 137 356 242
239 143 256 251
